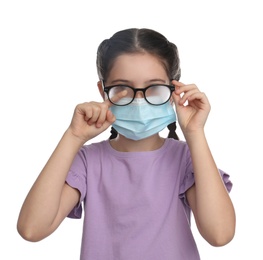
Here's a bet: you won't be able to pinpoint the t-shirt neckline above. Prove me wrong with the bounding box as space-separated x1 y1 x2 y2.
105 138 171 158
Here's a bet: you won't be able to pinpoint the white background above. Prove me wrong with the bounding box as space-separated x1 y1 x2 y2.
1 0 262 259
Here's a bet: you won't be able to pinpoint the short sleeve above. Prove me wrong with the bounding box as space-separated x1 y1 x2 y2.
218 169 233 192
178 148 195 207
179 147 233 208
66 147 88 219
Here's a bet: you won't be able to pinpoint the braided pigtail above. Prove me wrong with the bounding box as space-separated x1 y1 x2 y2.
167 122 179 140
109 127 118 140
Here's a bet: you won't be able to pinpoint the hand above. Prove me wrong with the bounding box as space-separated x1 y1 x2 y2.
68 89 128 143
68 100 115 142
171 80 211 136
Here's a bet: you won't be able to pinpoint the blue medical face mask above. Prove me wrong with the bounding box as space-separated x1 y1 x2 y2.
109 98 177 141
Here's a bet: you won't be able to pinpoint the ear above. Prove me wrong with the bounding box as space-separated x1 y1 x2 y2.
97 81 105 100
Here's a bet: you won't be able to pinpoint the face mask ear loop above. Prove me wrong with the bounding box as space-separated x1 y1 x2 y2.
167 122 179 140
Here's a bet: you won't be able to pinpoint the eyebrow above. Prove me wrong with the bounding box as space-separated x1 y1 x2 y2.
110 78 167 85
110 79 130 84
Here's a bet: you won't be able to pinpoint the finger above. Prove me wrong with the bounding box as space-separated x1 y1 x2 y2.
76 103 94 121
80 104 92 120
86 105 101 125
106 110 116 123
171 80 184 104
95 103 109 128
179 89 200 105
187 92 206 101
187 92 210 108
172 83 193 106
175 84 199 95
171 91 181 107
171 80 185 87
103 89 128 107
103 98 113 108
97 110 116 132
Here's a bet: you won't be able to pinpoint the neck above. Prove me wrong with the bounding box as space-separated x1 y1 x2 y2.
109 134 165 152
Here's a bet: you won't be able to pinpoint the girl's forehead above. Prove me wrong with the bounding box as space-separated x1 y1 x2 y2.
108 53 169 83
113 52 162 65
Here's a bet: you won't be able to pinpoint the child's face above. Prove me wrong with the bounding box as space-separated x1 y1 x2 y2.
106 53 170 95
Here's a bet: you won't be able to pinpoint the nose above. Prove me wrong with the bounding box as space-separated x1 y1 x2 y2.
134 89 144 99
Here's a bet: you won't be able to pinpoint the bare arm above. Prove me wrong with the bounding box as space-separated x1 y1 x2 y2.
172 80 236 246
185 131 235 246
17 100 116 241
17 130 83 241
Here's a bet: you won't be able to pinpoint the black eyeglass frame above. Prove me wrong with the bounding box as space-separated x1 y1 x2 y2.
103 83 175 106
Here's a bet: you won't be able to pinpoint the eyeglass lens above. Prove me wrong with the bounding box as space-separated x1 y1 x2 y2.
108 85 172 105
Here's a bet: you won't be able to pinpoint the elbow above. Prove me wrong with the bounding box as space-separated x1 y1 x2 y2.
206 226 235 247
17 221 46 242
17 226 39 242
199 209 236 247
208 233 235 247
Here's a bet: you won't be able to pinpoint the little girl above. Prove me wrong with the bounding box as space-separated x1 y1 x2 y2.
17 28 235 260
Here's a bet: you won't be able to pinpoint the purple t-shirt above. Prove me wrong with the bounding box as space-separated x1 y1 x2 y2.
66 138 232 260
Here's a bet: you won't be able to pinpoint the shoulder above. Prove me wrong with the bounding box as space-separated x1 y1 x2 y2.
81 140 109 153
73 140 110 163
165 138 189 153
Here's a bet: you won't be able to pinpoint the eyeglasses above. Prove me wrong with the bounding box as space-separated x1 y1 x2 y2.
103 84 175 106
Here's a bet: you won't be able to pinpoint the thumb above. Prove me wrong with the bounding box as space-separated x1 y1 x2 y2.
171 80 183 108
100 110 116 131
172 91 181 108
106 110 116 124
